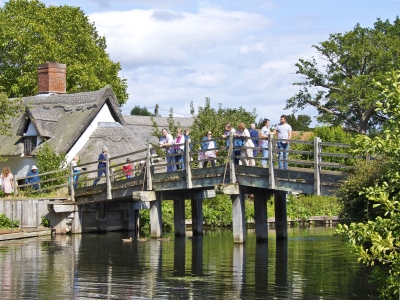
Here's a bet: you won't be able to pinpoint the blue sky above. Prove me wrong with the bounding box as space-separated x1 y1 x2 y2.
5 0 400 124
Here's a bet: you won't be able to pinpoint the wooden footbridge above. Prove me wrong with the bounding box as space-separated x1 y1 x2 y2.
14 133 359 243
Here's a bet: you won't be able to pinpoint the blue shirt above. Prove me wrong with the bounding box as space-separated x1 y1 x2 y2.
26 170 40 184
98 153 107 166
249 129 259 146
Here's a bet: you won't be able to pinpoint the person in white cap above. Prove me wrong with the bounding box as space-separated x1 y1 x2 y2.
26 165 40 190
93 146 108 185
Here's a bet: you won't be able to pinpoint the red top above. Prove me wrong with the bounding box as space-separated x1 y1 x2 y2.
122 164 133 176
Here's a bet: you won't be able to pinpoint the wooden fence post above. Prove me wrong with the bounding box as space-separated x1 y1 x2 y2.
106 154 112 200
229 132 236 183
185 138 192 189
69 162 75 201
268 132 275 189
314 137 321 196
146 144 152 191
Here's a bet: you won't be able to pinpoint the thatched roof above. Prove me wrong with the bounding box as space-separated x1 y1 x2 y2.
123 115 194 145
0 87 125 156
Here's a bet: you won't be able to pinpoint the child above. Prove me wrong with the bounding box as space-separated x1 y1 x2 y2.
122 158 133 179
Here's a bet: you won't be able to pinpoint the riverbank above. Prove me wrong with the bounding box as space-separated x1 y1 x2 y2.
0 228 52 241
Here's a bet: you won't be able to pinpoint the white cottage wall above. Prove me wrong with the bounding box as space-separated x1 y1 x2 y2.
0 157 37 179
65 103 116 163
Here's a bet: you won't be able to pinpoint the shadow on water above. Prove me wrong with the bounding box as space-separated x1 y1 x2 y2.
0 227 379 299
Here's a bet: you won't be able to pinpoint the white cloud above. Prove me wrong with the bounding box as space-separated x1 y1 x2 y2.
90 8 273 68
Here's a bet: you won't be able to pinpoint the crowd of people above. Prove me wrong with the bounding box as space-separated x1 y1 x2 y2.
156 114 293 172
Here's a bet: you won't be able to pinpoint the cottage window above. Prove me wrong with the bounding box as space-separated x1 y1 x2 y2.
24 136 37 155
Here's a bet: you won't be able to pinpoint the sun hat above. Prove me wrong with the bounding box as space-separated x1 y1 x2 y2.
32 165 37 170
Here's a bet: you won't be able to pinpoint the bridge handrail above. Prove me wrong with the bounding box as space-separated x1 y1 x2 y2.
15 133 369 199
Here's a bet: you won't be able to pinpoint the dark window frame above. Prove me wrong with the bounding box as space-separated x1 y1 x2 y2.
24 136 37 155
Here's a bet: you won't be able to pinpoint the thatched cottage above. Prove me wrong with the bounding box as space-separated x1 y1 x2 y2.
0 62 193 178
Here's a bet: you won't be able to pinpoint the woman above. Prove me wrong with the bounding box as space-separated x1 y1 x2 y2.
201 131 217 168
1 167 13 198
259 119 275 167
122 158 133 179
235 122 255 166
173 128 185 170
222 123 238 164
71 156 83 189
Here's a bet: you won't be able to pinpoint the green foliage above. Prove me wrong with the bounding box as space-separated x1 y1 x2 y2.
35 143 68 189
285 114 312 131
202 195 233 227
286 18 400 134
189 97 257 145
337 158 389 224
336 71 400 298
0 0 128 104
40 216 50 227
286 195 342 220
130 106 153 116
0 213 19 229
289 126 356 169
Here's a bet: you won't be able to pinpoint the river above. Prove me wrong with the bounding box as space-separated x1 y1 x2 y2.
0 227 378 299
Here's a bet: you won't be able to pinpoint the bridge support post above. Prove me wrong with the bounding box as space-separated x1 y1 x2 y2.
254 190 270 242
72 208 82 233
274 191 288 239
129 203 139 232
150 193 162 238
231 189 246 244
191 192 203 236
174 199 186 237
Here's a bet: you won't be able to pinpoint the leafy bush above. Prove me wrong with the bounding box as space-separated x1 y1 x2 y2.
202 194 233 227
337 158 389 224
286 194 342 220
0 213 19 229
40 216 50 227
36 143 68 190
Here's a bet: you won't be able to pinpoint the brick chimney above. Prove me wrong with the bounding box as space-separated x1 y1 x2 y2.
37 62 66 94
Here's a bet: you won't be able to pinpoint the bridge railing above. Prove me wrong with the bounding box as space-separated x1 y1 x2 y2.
13 133 367 199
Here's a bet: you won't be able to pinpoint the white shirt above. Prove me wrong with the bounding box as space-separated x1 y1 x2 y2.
277 123 292 140
261 126 270 146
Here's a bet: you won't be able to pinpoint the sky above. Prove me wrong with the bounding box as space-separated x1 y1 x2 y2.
5 0 400 123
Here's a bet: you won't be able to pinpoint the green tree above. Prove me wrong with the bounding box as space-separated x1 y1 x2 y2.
189 97 257 144
285 114 312 131
35 143 68 189
286 18 400 134
0 0 128 104
130 106 152 116
336 71 400 298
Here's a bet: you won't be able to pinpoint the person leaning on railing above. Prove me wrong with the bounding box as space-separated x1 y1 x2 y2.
159 128 175 172
222 123 239 164
235 122 255 166
201 130 217 168
276 115 292 170
26 165 40 190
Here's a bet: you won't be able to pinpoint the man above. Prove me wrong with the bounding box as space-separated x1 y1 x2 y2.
26 165 40 190
93 146 109 185
249 123 259 158
276 115 292 170
159 128 175 172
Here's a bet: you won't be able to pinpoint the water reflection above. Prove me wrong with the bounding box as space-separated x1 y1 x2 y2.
0 228 378 299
